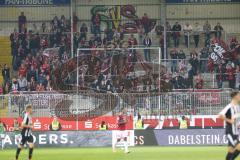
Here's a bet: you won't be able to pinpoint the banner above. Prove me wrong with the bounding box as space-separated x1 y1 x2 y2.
0 116 133 131
166 0 240 3
2 131 112 148
134 130 158 146
78 116 133 130
194 90 221 105
1 115 225 131
154 129 227 146
134 129 227 146
134 115 224 130
1 129 228 148
210 42 226 64
1 117 77 131
0 0 70 6
9 92 65 111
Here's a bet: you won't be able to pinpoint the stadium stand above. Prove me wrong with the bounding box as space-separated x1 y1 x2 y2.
1 20 239 94
0 0 239 103
1 2 240 159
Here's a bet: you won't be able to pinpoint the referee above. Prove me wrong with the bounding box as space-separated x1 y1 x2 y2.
16 105 34 160
219 91 240 160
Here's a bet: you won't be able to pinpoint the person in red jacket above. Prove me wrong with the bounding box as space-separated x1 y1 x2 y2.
226 63 236 89
141 13 150 34
31 57 38 69
128 34 138 63
18 64 27 77
0 86 3 95
195 74 204 89
24 57 31 68
230 37 238 49
128 34 138 47
207 59 214 73
42 61 50 75
112 109 129 153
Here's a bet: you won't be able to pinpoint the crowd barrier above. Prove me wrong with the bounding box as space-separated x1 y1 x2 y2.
0 93 229 148
0 91 230 118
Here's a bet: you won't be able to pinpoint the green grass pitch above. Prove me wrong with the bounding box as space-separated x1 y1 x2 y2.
0 146 228 160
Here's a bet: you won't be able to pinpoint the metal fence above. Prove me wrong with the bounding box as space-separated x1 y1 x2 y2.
0 91 230 118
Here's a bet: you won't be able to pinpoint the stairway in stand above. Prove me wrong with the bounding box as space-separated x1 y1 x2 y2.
0 36 11 117
0 36 12 85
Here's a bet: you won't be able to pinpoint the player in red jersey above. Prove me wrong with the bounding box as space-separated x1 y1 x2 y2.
112 109 129 153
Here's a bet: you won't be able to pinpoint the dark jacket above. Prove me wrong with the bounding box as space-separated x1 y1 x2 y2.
2 68 10 81
143 38 152 47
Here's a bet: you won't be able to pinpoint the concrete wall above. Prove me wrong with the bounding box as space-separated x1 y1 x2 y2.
166 4 240 32
0 6 70 21
75 0 161 5
167 4 239 19
0 1 239 33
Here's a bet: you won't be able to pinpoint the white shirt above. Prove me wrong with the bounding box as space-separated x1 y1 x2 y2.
193 25 202 35
183 25 192 35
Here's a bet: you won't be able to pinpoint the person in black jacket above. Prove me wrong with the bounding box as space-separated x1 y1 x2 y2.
80 23 88 40
178 50 186 60
214 22 223 40
143 34 152 62
18 12 27 33
189 52 199 76
2 64 10 86
172 22 182 48
170 49 178 73
172 74 186 89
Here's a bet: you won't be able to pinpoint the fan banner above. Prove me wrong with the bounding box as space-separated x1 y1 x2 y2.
208 39 229 65
0 116 133 131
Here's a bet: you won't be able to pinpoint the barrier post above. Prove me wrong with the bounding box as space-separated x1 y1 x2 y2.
168 93 171 115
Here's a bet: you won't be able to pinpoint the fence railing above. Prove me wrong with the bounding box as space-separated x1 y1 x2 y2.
0 91 230 118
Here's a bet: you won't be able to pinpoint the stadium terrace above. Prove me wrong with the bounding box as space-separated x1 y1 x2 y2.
0 1 239 160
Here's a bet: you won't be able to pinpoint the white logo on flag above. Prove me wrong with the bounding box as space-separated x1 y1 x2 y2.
33 119 41 129
85 121 93 128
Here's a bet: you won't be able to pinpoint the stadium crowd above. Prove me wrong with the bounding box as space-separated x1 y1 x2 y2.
0 12 240 94
1 12 71 94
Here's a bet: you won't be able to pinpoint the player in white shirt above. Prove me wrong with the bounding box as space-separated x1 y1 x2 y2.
219 91 240 160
